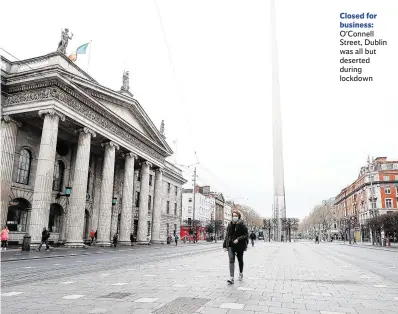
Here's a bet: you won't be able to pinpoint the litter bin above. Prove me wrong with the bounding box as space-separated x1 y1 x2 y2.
22 234 31 251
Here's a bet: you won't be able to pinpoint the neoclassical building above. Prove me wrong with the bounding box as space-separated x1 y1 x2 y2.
1 51 186 247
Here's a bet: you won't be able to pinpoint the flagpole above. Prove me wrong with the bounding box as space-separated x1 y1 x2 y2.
87 40 92 73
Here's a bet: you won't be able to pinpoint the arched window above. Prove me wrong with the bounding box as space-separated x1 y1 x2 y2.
52 160 65 191
7 198 30 232
16 149 31 185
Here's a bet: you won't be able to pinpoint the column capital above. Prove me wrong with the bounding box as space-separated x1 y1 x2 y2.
38 109 65 121
75 127 96 138
2 115 22 127
155 167 164 174
122 152 138 159
101 141 120 150
143 161 152 168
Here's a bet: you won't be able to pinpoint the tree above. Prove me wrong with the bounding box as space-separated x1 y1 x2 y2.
205 223 214 234
263 218 273 242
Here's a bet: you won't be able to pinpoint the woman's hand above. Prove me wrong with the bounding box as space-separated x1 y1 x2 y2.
233 239 238 244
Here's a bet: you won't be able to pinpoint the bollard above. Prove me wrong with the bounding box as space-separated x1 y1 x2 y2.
22 234 31 251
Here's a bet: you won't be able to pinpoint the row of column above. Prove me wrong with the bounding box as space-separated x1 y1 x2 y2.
1 110 164 247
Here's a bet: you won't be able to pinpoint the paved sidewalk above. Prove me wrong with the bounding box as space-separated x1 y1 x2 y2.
2 242 398 313
322 241 398 252
0 241 216 262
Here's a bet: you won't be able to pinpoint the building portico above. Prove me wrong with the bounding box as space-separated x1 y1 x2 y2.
1 51 186 247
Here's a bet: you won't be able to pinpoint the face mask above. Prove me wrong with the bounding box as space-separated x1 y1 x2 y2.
232 217 239 222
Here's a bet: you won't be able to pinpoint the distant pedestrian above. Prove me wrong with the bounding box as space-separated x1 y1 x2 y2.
1 226 9 251
223 210 249 284
38 227 51 251
113 233 118 248
175 234 179 246
315 235 319 244
130 233 134 246
250 231 256 247
90 230 95 245
94 230 97 241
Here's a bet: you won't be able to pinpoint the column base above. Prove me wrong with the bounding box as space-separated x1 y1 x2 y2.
96 241 112 247
64 241 85 248
136 241 150 245
150 239 162 244
119 241 133 246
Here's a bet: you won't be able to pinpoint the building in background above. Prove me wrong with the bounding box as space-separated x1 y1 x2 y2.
334 157 398 242
223 202 233 229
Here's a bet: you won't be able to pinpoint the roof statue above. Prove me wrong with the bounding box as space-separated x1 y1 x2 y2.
160 120 166 138
57 28 73 54
121 70 130 91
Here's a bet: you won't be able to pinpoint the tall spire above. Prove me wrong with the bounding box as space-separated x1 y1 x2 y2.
271 0 286 242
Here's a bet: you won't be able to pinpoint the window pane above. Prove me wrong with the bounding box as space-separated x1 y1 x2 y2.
17 149 31 185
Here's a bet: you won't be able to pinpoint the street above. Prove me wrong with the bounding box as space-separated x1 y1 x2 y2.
1 242 398 314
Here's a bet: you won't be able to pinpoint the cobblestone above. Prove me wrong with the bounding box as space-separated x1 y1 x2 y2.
1 242 398 313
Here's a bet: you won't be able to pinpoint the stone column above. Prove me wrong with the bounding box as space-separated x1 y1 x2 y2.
151 168 163 243
65 127 96 247
1 115 22 226
96 141 119 246
110 164 121 238
29 109 65 244
119 153 137 245
136 161 151 244
91 156 103 233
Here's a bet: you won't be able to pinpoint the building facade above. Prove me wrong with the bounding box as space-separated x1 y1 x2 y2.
1 51 186 247
334 157 398 242
181 187 215 223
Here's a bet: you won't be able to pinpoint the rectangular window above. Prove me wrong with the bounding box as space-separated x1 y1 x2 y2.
174 224 177 234
384 186 391 194
168 183 171 193
371 200 376 209
395 175 398 180
166 223 169 236
188 198 192 203
167 201 170 214
174 203 177 216
175 186 178 196
383 175 390 181
148 195 152 212
385 199 392 209
149 175 153 186
135 192 140 207
137 170 141 181
147 221 151 236
188 206 192 213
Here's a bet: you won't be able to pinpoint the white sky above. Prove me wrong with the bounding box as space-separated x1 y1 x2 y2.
1 0 397 219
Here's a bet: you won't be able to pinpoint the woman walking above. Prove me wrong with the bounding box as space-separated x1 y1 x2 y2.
223 210 249 284
1 226 9 251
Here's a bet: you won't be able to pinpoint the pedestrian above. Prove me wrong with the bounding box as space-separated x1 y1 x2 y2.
113 233 118 248
130 233 134 246
94 230 97 241
175 234 179 246
250 231 256 247
223 210 249 284
90 230 95 245
38 227 51 251
1 226 9 251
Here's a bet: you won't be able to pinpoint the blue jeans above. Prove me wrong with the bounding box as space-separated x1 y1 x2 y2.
38 239 49 250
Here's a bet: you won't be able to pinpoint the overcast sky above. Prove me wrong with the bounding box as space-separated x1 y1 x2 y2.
2 0 397 219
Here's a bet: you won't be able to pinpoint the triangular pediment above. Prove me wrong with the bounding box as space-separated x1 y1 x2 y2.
71 80 173 155
95 97 153 139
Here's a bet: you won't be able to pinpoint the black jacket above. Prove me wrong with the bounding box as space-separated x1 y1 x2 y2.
42 230 50 241
223 220 248 252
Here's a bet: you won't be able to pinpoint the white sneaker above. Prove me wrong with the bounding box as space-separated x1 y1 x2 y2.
227 277 234 284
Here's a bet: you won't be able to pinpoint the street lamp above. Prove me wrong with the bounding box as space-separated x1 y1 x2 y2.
112 197 117 206
56 186 72 199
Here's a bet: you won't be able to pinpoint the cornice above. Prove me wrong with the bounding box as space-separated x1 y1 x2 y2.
3 81 166 163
